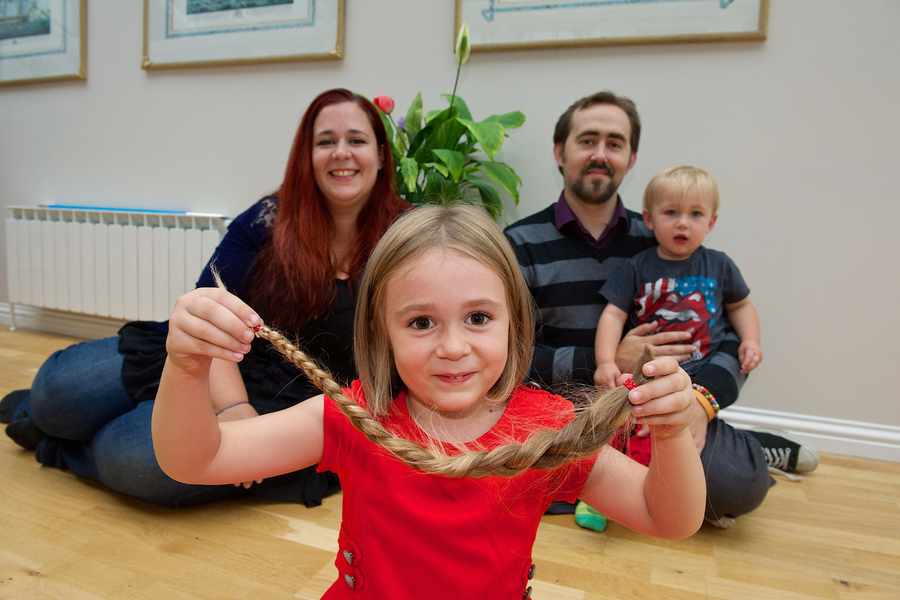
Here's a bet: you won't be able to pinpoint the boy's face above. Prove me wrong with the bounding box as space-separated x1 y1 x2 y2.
643 187 718 261
383 248 510 440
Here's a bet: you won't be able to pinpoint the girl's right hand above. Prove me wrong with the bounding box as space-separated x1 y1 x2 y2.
166 288 262 373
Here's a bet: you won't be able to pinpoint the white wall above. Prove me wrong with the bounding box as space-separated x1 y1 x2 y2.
2 1 899 429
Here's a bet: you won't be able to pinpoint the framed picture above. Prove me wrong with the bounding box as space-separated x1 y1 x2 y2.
143 0 344 70
0 0 86 87
455 0 768 52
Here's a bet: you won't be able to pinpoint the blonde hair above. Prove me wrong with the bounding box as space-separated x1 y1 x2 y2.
643 165 720 214
353 204 534 418
224 204 646 478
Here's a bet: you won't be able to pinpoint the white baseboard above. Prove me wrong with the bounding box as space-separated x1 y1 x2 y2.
2 301 898 463
719 405 900 463
0 302 126 339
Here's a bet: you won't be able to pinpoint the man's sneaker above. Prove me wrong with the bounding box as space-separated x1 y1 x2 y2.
748 430 819 480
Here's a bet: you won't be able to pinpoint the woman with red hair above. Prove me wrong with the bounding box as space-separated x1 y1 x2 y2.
3 89 408 507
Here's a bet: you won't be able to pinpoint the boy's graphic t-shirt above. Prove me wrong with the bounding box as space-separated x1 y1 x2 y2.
600 246 749 373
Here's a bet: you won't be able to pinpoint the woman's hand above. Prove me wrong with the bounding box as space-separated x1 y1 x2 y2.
623 357 693 441
166 288 261 374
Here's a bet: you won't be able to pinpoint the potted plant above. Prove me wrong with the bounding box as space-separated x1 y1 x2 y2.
373 25 525 219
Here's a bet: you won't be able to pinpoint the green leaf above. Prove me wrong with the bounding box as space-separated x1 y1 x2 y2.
409 107 455 157
441 94 473 121
433 149 467 182
422 170 449 203
484 111 526 130
425 107 452 125
466 177 503 219
377 111 401 165
423 162 450 178
438 179 462 204
480 161 521 204
399 157 419 194
404 92 424 141
458 118 504 160
433 118 467 151
395 128 409 157
410 119 466 166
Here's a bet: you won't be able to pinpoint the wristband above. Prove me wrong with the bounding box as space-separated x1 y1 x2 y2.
215 400 250 416
691 383 719 421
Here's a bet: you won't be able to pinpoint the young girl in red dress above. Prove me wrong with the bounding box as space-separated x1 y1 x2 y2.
152 204 706 599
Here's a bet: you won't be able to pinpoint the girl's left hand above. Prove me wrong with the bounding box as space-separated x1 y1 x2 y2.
621 357 693 440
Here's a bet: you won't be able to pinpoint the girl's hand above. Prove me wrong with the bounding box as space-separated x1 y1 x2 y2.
166 288 261 374
739 340 763 374
622 357 693 440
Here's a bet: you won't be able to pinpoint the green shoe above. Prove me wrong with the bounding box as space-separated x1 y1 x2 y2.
574 500 607 533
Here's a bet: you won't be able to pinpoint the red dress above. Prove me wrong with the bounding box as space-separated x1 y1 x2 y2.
317 381 597 599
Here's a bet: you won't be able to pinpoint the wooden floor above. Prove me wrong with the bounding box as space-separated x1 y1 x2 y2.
1 329 899 600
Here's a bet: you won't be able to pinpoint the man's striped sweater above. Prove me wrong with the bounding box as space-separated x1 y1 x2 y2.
505 202 655 388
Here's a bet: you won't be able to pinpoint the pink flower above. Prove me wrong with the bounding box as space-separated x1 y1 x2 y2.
373 96 395 115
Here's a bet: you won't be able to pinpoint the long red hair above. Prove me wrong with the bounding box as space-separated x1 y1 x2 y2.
249 89 408 332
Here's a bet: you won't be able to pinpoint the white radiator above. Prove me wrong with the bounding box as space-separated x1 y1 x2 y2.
5 205 227 326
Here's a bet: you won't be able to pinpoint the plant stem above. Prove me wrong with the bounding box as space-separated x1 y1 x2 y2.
449 57 462 114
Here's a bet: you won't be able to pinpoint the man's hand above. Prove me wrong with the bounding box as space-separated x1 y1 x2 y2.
615 321 696 373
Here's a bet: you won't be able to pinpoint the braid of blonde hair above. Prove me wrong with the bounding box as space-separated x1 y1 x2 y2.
254 322 649 478
213 265 646 478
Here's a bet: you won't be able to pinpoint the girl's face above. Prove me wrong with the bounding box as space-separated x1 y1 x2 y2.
311 101 383 216
383 248 510 438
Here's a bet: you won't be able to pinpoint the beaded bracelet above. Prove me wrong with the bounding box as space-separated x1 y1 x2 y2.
691 383 719 421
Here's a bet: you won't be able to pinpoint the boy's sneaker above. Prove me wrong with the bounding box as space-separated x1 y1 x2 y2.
574 500 608 533
748 430 819 480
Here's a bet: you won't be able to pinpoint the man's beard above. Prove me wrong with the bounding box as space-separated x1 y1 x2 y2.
569 162 619 205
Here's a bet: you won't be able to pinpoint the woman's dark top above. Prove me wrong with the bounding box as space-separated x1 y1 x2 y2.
118 195 355 505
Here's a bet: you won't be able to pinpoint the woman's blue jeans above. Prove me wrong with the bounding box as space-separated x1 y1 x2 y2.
28 336 246 506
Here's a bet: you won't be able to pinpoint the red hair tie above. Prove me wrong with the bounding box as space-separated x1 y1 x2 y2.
623 376 638 391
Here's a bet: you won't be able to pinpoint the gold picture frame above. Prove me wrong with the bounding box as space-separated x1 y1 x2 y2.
455 0 768 53
0 0 86 87
142 0 344 70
